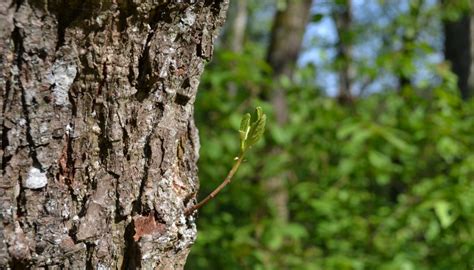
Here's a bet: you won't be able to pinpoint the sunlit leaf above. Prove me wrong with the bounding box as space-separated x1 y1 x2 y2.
245 107 266 149
434 201 457 229
239 113 251 151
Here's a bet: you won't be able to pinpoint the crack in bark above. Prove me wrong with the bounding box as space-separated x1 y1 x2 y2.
132 102 165 214
133 132 153 214
158 135 166 174
12 0 23 11
1 125 11 172
13 26 42 171
127 46 136 87
85 242 95 270
49 0 91 50
77 167 94 220
68 85 78 118
97 105 111 166
15 176 26 219
117 0 136 32
96 63 112 167
97 61 108 97
122 127 130 160
114 111 128 222
114 179 126 224
107 171 125 224
121 220 140 269
135 30 156 102
1 74 12 171
57 133 78 225
135 3 187 102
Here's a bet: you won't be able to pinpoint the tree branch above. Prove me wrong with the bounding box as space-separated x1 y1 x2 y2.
184 152 245 216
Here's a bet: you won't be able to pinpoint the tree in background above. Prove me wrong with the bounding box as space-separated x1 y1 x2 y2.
333 0 354 101
397 0 422 94
265 0 313 223
0 1 227 268
188 0 474 269
224 0 249 53
443 0 473 100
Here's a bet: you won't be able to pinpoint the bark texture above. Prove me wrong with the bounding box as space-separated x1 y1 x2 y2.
0 0 228 268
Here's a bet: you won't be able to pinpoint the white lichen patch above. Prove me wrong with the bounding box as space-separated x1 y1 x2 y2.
96 263 110 270
176 212 197 250
17 118 27 127
65 124 73 135
61 202 70 218
47 60 77 106
24 167 48 189
181 10 196 26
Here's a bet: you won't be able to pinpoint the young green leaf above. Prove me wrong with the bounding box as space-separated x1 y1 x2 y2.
245 107 266 149
239 113 251 142
256 106 263 119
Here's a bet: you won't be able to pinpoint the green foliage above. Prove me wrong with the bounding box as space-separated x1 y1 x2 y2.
186 47 474 269
186 1 474 269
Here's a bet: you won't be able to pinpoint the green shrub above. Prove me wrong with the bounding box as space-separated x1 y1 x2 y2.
186 49 474 270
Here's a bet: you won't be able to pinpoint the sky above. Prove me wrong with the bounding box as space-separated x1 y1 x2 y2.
298 0 443 96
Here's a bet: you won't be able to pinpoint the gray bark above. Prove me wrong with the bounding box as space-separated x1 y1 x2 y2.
0 0 228 269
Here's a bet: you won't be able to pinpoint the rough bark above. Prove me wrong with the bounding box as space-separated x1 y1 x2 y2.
443 8 473 100
265 0 312 223
0 0 228 268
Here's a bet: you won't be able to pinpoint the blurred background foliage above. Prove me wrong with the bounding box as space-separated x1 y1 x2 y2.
186 0 474 269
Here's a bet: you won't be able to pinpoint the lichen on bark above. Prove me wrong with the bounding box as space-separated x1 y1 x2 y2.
0 0 228 268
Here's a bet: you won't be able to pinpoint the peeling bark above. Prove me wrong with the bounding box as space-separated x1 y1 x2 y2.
0 0 228 268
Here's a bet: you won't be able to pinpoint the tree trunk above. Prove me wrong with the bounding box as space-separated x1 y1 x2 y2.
221 0 248 96
443 8 473 100
265 0 312 223
0 0 228 268
333 0 353 101
227 0 248 53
